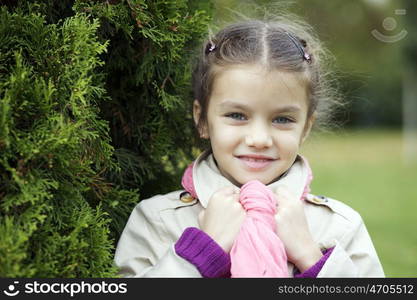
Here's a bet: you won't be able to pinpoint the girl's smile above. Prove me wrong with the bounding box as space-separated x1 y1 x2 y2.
194 64 315 187
236 154 277 171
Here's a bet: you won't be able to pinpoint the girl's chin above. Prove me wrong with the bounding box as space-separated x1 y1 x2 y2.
220 167 282 187
232 170 288 187
234 175 274 187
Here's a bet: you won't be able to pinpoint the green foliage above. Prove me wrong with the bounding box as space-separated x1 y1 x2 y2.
0 6 128 277
0 0 212 277
71 1 213 199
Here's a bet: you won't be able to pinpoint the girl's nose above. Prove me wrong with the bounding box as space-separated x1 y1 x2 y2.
245 124 273 148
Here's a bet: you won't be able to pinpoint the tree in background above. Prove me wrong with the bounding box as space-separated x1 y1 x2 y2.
402 0 417 164
0 1 212 277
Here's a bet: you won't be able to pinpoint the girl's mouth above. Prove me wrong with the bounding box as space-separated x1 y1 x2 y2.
237 156 275 170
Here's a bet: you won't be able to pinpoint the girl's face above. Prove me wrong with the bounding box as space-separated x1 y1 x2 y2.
194 64 314 186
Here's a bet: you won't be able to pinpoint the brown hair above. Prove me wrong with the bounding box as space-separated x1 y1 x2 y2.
191 17 342 137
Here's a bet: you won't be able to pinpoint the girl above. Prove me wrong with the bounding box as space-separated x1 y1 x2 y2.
114 18 385 278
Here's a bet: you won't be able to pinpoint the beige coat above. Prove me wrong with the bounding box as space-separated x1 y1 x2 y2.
114 151 385 277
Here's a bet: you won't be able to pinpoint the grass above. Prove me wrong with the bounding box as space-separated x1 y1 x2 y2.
300 128 417 277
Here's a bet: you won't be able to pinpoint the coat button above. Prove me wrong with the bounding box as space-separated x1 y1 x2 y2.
317 195 329 202
180 191 195 203
309 195 328 204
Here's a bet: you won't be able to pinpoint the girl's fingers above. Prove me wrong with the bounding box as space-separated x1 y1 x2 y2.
274 185 290 199
274 185 297 206
219 186 240 201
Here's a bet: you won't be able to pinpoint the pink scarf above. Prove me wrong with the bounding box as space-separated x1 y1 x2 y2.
181 156 312 277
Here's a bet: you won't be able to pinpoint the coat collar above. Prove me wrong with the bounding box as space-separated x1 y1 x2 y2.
192 150 312 208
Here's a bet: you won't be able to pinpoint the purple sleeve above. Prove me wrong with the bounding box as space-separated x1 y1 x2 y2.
294 247 335 278
174 227 231 278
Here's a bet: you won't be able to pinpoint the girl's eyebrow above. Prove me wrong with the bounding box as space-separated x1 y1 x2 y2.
218 100 248 110
273 105 301 113
219 100 301 113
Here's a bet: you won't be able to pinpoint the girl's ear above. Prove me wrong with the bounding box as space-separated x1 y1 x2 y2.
193 100 209 139
300 112 316 145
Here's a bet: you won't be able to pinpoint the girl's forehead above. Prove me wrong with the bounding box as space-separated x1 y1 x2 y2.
212 64 308 90
210 64 309 108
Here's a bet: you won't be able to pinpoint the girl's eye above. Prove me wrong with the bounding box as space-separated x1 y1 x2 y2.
226 113 247 121
273 117 293 124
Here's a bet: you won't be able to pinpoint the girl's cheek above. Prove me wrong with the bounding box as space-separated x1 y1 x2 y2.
215 128 241 145
274 133 300 151
211 120 240 137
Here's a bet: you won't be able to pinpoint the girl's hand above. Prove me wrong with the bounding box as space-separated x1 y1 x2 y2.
198 186 246 253
273 186 323 273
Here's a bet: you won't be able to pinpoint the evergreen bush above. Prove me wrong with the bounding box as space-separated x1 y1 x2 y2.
0 1 212 277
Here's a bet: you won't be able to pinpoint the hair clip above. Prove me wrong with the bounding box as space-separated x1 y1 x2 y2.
285 32 311 63
205 42 216 55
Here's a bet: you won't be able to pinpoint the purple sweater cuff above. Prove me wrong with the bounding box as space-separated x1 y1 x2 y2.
174 227 231 278
294 247 335 278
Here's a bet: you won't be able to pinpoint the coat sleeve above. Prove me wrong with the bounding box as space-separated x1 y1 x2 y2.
113 200 201 278
317 212 385 277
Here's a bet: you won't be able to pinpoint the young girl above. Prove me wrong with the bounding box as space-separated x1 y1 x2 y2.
114 18 385 278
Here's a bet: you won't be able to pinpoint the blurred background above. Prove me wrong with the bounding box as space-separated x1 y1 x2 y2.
212 0 417 277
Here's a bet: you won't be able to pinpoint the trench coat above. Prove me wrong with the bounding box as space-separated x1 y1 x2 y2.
114 151 385 277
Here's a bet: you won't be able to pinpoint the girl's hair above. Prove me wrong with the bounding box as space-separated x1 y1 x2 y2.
191 14 342 137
